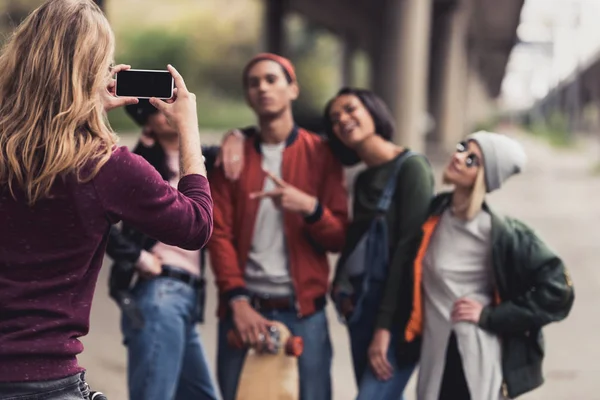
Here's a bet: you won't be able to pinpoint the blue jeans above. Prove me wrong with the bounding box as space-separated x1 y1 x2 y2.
347 278 416 400
121 275 219 400
0 373 90 400
354 338 415 400
217 307 332 400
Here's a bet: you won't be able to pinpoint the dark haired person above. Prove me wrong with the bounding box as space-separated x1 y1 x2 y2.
326 88 434 399
105 100 246 400
208 53 348 400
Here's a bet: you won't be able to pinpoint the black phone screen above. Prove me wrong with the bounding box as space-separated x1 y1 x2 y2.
116 70 173 99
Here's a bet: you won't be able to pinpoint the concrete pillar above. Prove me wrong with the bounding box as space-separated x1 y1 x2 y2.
341 35 357 87
370 40 390 103
434 0 473 149
427 4 454 143
465 64 496 130
264 0 288 56
370 0 433 152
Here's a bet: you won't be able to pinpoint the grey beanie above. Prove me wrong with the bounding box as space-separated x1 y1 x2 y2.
467 131 527 193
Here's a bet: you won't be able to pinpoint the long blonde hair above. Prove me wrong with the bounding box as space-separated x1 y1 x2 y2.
0 0 117 205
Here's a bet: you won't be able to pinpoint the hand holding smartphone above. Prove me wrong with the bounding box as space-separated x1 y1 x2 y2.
102 64 139 112
115 69 174 100
146 65 205 177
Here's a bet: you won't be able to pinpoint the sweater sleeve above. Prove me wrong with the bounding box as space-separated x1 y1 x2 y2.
375 155 434 330
302 146 349 252
93 146 213 251
206 165 248 299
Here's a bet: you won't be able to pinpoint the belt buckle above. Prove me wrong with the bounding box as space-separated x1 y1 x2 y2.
251 296 261 311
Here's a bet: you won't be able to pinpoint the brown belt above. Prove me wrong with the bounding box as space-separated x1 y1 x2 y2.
248 294 327 312
250 295 293 311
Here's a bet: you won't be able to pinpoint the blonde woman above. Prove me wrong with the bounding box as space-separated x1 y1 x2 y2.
406 132 574 399
0 1 213 398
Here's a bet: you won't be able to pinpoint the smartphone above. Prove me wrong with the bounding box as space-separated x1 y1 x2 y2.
115 69 174 99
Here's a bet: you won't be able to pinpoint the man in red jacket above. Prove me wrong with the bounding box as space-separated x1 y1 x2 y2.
208 53 348 400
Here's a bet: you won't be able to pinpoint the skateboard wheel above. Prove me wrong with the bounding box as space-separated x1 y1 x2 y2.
227 330 244 349
285 336 303 357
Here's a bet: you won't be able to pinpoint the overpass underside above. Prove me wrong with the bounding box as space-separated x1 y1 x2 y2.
532 52 600 134
264 0 524 153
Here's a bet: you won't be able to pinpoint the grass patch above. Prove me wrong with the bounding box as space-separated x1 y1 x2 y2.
526 113 575 149
196 94 254 131
530 126 574 148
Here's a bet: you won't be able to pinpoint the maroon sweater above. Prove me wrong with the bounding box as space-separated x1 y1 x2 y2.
0 146 213 382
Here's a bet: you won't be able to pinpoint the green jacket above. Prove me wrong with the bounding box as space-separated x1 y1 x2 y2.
410 193 575 398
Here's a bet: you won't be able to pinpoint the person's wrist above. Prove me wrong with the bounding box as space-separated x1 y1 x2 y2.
302 197 318 216
230 296 250 311
135 250 155 271
177 122 199 136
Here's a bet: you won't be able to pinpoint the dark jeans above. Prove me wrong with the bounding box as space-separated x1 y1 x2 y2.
439 332 471 400
0 372 90 400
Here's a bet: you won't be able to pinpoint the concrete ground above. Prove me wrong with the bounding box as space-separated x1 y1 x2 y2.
78 127 600 399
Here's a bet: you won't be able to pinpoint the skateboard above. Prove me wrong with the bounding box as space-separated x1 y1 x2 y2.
227 320 304 400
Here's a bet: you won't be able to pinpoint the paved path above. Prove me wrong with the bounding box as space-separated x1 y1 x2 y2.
79 128 600 399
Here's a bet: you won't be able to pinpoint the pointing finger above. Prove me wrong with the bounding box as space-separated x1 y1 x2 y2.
264 170 286 187
250 189 282 200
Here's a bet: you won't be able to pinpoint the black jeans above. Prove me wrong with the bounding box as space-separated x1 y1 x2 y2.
439 332 471 400
0 372 90 400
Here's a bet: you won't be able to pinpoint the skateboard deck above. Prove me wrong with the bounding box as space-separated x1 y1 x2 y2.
228 320 303 400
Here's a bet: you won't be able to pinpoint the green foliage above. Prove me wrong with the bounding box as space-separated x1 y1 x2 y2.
286 14 342 126
473 115 500 133
107 107 138 133
116 29 193 77
107 0 262 130
352 50 371 89
196 93 255 131
526 111 573 148
4 0 350 133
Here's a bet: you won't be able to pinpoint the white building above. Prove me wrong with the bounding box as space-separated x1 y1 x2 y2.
500 0 600 111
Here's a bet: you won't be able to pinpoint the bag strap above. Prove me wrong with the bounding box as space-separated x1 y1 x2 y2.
376 150 416 213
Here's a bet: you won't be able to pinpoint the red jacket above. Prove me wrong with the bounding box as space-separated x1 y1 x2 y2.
207 126 348 318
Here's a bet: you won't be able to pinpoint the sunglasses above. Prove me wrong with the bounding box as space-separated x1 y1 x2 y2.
456 141 480 168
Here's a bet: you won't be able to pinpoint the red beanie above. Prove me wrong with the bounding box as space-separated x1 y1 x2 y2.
242 53 297 85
